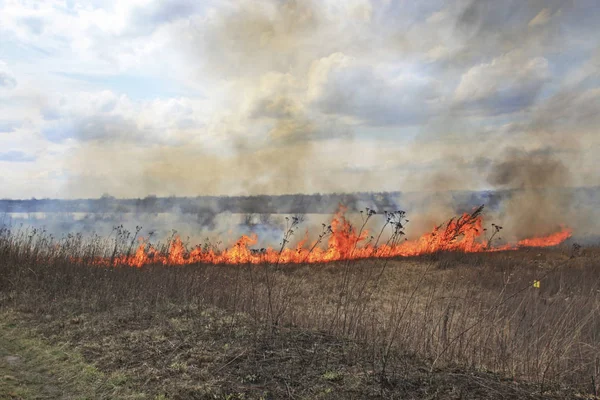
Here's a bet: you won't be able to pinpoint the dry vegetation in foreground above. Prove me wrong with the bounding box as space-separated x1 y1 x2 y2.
1 226 600 399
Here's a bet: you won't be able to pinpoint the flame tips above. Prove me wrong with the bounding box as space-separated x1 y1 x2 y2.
84 206 571 268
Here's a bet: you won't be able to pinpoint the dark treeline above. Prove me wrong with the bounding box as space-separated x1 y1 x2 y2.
0 187 597 215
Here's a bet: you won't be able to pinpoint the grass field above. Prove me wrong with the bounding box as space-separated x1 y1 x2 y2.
1 226 599 399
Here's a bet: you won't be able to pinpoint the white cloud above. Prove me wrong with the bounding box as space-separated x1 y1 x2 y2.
0 0 598 197
38 90 212 146
454 51 550 114
0 61 17 90
308 53 441 125
0 71 17 89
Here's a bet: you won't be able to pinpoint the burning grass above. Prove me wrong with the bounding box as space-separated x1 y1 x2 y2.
64 205 572 267
0 208 596 399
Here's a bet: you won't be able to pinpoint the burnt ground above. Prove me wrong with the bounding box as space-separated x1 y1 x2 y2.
0 304 583 400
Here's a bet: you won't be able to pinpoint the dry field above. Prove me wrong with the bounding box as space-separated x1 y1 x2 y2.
1 226 599 399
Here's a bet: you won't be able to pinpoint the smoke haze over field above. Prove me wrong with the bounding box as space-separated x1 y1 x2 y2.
1 0 599 240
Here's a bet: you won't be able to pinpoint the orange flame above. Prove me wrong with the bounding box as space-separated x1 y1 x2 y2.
92 206 572 267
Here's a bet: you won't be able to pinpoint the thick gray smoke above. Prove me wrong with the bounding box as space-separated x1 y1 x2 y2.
486 148 571 240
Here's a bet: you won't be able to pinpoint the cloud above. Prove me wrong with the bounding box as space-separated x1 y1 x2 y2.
127 0 207 35
0 71 16 89
308 53 440 126
529 8 552 27
43 114 141 143
19 16 45 35
454 51 550 114
0 121 20 133
174 1 381 143
0 0 599 201
38 90 208 145
529 87 600 135
0 150 36 162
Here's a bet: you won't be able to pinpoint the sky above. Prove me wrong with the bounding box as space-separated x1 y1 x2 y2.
0 0 599 199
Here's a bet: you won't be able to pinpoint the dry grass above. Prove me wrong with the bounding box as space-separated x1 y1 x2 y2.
1 224 599 398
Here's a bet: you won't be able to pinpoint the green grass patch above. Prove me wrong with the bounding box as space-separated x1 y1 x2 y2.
0 312 143 400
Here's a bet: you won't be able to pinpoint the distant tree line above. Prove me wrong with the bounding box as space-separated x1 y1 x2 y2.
1 187 592 214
